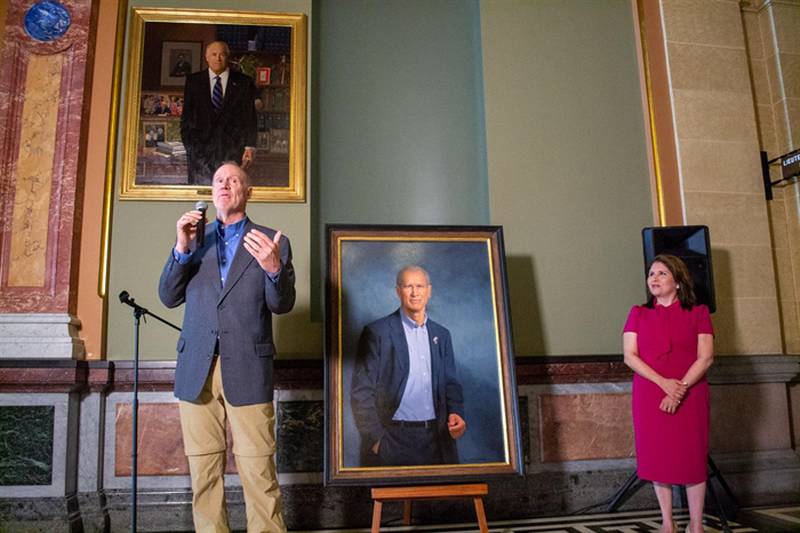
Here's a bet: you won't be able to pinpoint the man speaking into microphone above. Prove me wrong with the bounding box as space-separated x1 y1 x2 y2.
158 161 295 532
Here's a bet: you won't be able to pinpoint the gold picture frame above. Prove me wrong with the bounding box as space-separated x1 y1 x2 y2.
325 225 524 485
118 7 307 202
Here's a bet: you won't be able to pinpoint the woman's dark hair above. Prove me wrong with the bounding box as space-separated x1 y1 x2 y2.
644 254 697 309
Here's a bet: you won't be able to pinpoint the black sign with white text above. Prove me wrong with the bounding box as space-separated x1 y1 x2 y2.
782 148 800 180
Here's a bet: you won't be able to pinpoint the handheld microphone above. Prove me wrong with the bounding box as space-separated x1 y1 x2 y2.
195 201 208 248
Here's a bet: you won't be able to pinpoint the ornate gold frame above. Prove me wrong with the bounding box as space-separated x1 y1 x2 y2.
117 7 307 202
325 225 524 485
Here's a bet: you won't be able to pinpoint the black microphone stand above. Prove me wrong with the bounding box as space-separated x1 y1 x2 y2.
118 291 181 533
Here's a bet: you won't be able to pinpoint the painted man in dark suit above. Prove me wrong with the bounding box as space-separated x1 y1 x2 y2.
159 162 294 532
351 265 466 466
180 41 258 185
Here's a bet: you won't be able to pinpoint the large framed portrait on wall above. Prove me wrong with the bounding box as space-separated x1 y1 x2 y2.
117 7 307 202
325 225 523 485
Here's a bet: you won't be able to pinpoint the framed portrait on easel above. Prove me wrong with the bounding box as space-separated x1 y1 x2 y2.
325 225 524 485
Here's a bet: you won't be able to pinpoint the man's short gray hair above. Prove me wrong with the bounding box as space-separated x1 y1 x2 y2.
214 161 250 187
205 40 231 55
396 265 431 287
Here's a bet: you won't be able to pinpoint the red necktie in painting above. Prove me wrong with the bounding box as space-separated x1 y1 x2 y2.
212 75 223 111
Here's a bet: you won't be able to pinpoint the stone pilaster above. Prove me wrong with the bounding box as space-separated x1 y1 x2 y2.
0 0 96 360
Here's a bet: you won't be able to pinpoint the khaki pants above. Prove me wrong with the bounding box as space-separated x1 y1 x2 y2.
179 357 286 533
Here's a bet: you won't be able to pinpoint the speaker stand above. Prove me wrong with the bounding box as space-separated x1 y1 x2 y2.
578 455 738 533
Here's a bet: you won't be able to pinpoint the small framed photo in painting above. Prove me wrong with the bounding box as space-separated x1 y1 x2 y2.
255 66 271 86
142 121 166 149
160 41 202 87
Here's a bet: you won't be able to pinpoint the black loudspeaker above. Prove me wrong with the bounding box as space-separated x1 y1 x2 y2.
642 225 716 313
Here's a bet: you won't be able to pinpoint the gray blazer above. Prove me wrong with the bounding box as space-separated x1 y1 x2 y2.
158 219 295 406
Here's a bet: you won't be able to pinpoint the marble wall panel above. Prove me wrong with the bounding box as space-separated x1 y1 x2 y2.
104 392 190 490
114 402 190 477
111 394 328 482
7 54 62 288
489 383 637 475
276 400 323 473
710 382 791 452
0 405 54 485
273 389 324 485
0 393 72 498
538 392 633 463
114 402 240 477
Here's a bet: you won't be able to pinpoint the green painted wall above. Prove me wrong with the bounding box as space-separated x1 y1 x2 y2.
311 0 489 318
315 0 489 227
106 0 654 360
482 0 654 355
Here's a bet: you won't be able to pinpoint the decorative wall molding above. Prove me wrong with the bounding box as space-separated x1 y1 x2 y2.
0 0 95 319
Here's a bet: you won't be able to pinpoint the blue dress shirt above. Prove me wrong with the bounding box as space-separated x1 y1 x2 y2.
392 311 436 421
215 218 247 287
174 216 281 287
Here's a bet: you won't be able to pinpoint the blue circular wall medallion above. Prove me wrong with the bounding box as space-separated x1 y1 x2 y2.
24 1 72 42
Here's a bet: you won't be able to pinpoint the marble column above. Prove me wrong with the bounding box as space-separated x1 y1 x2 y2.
0 0 95 360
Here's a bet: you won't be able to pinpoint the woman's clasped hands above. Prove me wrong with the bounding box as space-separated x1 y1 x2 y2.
659 378 688 415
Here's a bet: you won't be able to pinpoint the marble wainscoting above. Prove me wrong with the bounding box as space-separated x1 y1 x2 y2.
0 405 55 486
522 356 800 513
0 360 87 532
98 361 328 531
99 389 325 531
107 393 324 480
0 356 798 532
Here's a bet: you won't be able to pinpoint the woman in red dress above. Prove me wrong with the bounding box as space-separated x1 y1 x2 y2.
623 254 714 533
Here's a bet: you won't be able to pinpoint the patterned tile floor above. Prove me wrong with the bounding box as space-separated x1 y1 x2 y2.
295 506 800 533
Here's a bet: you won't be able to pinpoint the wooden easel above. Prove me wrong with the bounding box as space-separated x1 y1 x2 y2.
370 483 489 533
